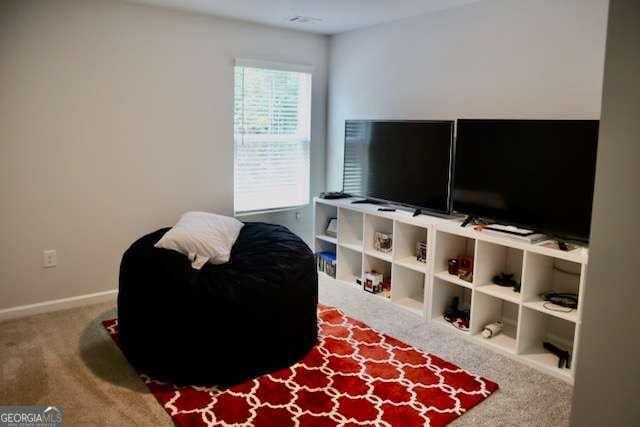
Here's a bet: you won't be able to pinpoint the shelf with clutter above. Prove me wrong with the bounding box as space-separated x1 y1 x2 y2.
363 213 393 262
518 306 576 380
313 197 587 383
362 254 392 300
471 292 519 354
522 252 582 323
474 241 524 303
434 230 476 286
431 277 472 334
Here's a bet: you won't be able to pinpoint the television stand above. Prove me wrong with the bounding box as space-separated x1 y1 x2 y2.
351 199 387 205
313 197 588 384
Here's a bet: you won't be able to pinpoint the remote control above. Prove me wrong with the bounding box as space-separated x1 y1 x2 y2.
378 208 396 212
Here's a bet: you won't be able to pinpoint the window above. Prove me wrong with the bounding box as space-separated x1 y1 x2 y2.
234 61 312 214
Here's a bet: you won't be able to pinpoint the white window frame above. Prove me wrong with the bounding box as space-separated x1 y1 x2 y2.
233 58 313 215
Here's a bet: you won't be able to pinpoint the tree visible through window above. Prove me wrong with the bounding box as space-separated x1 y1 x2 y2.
234 65 312 213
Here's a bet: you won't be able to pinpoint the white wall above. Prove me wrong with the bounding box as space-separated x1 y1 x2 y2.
0 0 328 310
326 0 609 190
571 1 640 425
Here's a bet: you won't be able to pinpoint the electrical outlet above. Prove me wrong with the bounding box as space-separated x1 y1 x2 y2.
43 249 57 268
295 211 303 221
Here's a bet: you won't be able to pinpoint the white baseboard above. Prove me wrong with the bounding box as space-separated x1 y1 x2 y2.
0 289 118 322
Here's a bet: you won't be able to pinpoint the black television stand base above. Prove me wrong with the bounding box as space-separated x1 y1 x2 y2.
412 209 423 217
351 199 387 205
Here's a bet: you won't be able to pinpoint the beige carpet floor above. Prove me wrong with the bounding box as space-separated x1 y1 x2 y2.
0 274 572 426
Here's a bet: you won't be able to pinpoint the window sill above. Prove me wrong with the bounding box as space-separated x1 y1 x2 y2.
235 204 309 217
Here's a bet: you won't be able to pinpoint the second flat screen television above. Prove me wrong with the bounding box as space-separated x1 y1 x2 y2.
342 120 454 214
453 119 599 242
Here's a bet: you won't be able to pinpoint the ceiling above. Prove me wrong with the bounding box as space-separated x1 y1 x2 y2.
130 0 484 35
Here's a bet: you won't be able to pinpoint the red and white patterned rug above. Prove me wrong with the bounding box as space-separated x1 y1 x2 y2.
103 304 498 426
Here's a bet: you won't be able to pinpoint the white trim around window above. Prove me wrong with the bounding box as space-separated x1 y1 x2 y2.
233 59 313 215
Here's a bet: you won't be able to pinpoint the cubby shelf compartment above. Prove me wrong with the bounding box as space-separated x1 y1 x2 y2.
431 277 472 335
338 208 364 251
314 202 337 244
364 214 394 257
518 306 576 380
471 292 519 354
314 194 338 278
363 253 392 301
522 252 582 320
474 241 523 303
394 221 429 274
434 231 476 286
336 245 362 286
392 264 426 317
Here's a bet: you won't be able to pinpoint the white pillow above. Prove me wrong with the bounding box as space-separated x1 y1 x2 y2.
154 211 244 269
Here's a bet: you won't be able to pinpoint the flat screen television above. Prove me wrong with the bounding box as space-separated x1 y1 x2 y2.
342 120 455 214
453 119 599 242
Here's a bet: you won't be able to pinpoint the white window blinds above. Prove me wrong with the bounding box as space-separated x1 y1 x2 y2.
234 63 312 214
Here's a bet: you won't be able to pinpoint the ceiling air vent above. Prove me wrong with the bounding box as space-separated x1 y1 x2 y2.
288 16 322 24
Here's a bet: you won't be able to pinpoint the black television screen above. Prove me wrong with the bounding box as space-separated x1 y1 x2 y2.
342 120 454 214
453 119 599 242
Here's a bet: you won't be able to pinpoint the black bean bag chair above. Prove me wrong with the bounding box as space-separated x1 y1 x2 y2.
117 222 318 386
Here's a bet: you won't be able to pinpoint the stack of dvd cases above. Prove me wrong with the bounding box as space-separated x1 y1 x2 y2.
315 251 336 278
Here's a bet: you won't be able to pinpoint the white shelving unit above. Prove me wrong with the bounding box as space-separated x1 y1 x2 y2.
314 197 589 383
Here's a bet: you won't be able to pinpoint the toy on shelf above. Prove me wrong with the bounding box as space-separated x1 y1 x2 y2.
443 297 470 331
448 258 458 275
363 271 384 294
492 272 521 292
458 255 474 282
543 342 572 369
373 231 392 253
482 321 503 338
382 280 392 299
